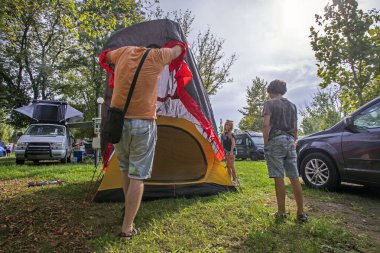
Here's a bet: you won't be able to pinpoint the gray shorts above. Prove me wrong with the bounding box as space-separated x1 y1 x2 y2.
264 135 298 178
114 119 157 180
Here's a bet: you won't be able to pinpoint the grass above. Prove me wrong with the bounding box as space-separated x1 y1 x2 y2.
0 157 379 252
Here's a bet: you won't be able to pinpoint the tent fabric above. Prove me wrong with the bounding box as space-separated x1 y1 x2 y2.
100 19 221 156
95 19 234 202
94 117 235 202
14 100 83 124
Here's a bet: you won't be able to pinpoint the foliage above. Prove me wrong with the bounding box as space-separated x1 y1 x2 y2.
0 0 77 100
154 9 237 96
310 0 380 114
238 77 268 131
0 109 15 142
0 159 378 252
150 9 194 38
300 88 342 135
54 0 145 120
193 28 237 96
0 0 151 128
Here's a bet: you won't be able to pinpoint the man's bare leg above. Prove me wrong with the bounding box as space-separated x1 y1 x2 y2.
289 177 304 215
274 177 286 214
121 172 144 234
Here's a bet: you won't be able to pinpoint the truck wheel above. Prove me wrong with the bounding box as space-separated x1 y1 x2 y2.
16 159 25 165
250 153 257 161
61 150 69 164
300 153 340 191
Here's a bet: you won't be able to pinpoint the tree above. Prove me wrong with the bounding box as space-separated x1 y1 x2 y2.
153 9 237 96
300 88 342 135
310 0 380 114
53 0 145 120
0 0 149 127
0 0 77 127
238 77 267 131
193 28 237 96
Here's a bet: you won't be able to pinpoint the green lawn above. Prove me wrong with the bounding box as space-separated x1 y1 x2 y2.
0 158 379 252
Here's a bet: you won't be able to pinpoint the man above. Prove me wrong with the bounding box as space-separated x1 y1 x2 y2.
262 79 308 222
105 44 183 239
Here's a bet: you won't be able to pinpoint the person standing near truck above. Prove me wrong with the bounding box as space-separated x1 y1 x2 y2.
262 79 308 222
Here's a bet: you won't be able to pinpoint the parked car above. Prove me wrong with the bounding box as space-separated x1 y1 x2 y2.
235 131 265 161
297 96 380 190
15 124 74 164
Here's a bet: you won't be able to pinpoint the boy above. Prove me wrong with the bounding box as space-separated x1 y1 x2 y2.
262 79 308 222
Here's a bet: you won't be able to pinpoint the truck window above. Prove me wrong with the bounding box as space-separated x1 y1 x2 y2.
252 136 264 145
235 138 243 145
26 125 65 136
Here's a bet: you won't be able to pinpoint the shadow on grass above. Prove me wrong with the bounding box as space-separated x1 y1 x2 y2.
0 177 221 252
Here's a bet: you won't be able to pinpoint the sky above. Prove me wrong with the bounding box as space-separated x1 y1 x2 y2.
158 0 380 129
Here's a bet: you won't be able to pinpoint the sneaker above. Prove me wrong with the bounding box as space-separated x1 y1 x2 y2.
232 180 240 187
297 213 309 223
273 212 288 223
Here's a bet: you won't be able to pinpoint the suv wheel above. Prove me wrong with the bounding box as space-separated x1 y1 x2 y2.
300 153 340 190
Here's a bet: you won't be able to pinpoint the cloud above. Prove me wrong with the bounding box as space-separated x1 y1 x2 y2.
158 0 379 129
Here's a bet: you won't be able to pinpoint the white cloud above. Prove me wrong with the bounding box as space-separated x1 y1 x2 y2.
159 0 380 129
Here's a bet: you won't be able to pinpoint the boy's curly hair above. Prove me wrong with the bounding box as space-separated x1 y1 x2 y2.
267 80 287 95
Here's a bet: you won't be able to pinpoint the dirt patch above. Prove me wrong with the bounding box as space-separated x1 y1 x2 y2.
306 185 380 245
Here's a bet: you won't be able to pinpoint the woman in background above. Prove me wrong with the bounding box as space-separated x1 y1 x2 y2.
221 120 239 186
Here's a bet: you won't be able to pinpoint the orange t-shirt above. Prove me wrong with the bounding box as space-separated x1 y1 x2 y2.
108 46 173 119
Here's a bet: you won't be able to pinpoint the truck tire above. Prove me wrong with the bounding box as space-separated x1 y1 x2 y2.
300 153 340 191
61 150 68 164
16 159 25 165
250 153 258 161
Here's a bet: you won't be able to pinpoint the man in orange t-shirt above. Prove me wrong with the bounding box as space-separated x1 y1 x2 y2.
105 44 183 240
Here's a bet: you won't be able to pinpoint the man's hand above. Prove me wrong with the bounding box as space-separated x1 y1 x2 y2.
105 52 111 63
170 45 183 60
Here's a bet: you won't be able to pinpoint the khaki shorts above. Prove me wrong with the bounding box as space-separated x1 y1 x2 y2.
114 119 157 180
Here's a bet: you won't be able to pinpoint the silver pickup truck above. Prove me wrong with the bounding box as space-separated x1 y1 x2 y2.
15 124 74 164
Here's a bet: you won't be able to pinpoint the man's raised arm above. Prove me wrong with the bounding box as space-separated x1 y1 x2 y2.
168 45 183 60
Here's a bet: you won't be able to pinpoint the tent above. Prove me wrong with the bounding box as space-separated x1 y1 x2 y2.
15 100 83 124
93 19 235 202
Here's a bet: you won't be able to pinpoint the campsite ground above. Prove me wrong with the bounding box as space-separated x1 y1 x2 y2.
0 157 379 252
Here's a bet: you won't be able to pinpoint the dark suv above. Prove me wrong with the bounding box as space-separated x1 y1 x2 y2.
297 96 380 190
235 131 265 161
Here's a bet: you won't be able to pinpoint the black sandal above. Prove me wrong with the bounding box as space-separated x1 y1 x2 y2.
118 232 133 240
118 228 139 241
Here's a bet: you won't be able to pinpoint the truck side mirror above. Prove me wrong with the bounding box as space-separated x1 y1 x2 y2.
17 131 23 137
